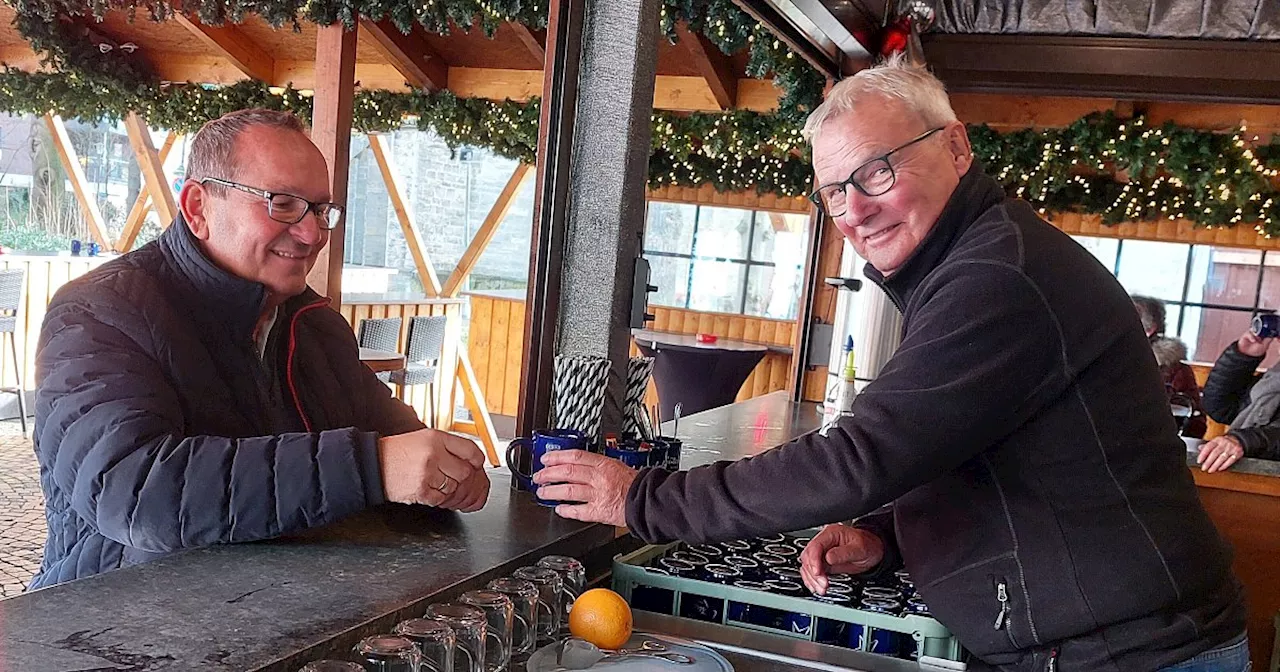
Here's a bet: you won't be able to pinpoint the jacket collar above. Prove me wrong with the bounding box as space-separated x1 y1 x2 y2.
158 216 271 340
863 163 1006 310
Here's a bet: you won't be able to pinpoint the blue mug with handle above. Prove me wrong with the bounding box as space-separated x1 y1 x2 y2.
605 442 650 469
507 428 587 506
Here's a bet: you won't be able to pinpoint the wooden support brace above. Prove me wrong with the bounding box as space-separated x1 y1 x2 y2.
124 114 178 227
358 19 449 91
442 163 531 297
457 349 501 466
675 23 737 110
43 114 111 249
367 133 444 296
117 131 178 252
172 14 275 82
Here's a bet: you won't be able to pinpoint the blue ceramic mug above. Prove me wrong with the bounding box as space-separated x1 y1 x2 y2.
506 428 587 506
604 443 649 469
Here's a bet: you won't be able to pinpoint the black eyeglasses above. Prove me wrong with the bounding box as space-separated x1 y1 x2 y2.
199 177 344 230
808 127 945 218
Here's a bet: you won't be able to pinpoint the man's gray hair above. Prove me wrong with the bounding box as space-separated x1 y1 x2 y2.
185 109 308 185
802 53 958 143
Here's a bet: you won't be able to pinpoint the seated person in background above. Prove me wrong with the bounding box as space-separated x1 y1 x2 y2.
1132 294 1206 438
30 109 490 590
1199 326 1280 472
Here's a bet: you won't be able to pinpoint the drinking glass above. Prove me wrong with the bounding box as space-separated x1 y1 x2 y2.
511 566 563 643
394 618 455 672
299 662 366 672
535 555 585 631
486 577 538 657
352 634 421 672
460 589 514 672
423 603 486 672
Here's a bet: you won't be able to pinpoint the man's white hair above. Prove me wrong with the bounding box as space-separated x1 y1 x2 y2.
802 53 958 143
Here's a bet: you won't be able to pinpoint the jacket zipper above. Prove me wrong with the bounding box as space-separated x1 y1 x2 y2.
993 579 1010 631
1047 647 1058 672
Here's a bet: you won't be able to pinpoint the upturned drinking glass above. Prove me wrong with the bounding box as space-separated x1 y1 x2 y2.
535 555 585 630
460 589 515 672
511 565 563 643
423 603 486 672
394 618 456 672
299 662 366 672
486 577 538 657
352 634 421 672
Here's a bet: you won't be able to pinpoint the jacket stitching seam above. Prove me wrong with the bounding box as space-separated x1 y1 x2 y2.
920 551 1015 588
980 453 1039 646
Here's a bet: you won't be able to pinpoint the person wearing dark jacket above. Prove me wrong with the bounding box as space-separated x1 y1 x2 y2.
532 57 1246 672
1198 328 1280 472
31 109 490 590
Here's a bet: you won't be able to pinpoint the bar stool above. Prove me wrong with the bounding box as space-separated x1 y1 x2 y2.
0 269 26 436
357 316 403 384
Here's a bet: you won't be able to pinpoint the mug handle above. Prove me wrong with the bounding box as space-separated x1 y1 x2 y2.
484 626 509 671
456 639 480 672
506 438 534 480
512 611 533 651
536 596 558 636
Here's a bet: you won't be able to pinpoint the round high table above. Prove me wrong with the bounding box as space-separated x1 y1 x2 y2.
633 329 768 422
359 347 406 374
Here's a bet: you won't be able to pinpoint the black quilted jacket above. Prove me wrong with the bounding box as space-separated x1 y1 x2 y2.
30 219 422 589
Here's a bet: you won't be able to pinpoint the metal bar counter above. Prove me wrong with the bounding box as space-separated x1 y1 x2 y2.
0 392 823 671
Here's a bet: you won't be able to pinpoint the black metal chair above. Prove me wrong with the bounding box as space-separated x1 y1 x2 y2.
390 315 448 427
357 316 403 384
0 269 27 436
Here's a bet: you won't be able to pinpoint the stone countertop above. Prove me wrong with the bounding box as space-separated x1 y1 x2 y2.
0 393 822 672
1186 450 1280 478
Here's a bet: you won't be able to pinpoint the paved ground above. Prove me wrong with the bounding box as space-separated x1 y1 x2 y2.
0 419 41 597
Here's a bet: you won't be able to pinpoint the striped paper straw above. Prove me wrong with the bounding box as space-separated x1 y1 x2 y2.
550 355 610 441
622 356 654 438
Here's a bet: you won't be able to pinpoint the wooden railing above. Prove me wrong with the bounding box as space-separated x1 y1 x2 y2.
467 291 797 416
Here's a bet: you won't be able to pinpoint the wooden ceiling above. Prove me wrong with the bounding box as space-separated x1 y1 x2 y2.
0 9 782 113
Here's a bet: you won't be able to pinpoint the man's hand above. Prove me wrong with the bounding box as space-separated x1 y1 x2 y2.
1197 435 1245 473
437 467 491 513
378 428 488 509
799 523 886 596
533 450 638 527
1237 330 1273 358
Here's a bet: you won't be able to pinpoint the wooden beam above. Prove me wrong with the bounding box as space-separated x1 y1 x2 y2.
676 23 737 110
42 114 111 249
117 131 178 252
442 163 531 297
509 23 546 64
171 14 275 82
123 114 178 230
358 19 449 91
366 133 444 296
305 24 357 300
457 349 501 466
447 68 781 112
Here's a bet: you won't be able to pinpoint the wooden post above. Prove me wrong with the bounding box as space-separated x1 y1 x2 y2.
124 114 178 230
366 133 443 296
306 24 357 301
42 114 111 249
117 132 177 252
442 163 531 297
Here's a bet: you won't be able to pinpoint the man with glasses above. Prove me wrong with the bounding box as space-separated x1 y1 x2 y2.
29 109 489 589
535 57 1246 670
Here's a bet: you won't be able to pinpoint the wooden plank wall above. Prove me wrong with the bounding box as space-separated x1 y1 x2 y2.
338 300 464 429
647 184 812 214
0 256 111 392
467 293 797 416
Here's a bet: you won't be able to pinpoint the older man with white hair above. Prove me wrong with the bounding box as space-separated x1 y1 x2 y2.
535 57 1247 671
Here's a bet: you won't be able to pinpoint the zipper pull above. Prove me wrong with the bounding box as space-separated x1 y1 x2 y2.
993 580 1010 630
1047 648 1058 672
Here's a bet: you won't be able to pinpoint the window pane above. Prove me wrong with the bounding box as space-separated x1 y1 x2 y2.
693 205 752 260
745 265 803 320
1177 306 1274 366
751 212 809 265
644 202 696 255
1116 240 1190 302
688 259 745 313
1189 246 1260 308
647 255 691 308
1072 235 1119 272
1258 254 1280 313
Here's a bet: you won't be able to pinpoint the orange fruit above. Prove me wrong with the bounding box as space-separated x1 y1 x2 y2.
568 588 633 650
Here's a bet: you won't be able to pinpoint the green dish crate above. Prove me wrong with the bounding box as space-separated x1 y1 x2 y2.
612 542 964 663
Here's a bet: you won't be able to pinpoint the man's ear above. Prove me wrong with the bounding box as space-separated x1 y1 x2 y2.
179 180 211 241
945 120 974 176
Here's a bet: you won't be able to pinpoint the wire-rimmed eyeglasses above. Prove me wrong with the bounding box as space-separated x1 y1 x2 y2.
199 177 344 230
808 127 945 218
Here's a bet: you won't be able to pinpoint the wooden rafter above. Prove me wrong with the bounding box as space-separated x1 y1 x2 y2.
305 24 357 300
457 350 501 466
172 14 275 82
42 114 111 249
117 131 178 253
358 19 449 91
367 133 444 297
123 114 178 229
509 23 546 64
442 163 531 297
676 23 737 110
